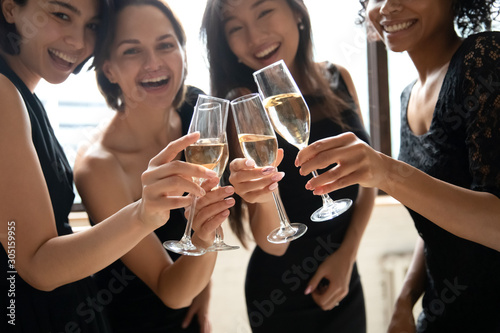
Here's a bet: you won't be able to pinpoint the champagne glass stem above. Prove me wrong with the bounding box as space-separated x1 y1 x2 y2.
181 195 198 245
271 191 292 230
311 170 336 206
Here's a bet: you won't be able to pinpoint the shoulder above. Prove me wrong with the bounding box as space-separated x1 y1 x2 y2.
455 32 500 70
74 138 125 191
0 74 32 143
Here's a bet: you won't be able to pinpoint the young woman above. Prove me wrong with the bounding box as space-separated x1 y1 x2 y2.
0 0 222 331
201 0 376 332
73 0 235 332
296 0 500 331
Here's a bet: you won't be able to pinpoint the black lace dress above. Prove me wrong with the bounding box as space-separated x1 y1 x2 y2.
89 86 204 333
245 64 369 333
398 32 500 332
0 56 111 332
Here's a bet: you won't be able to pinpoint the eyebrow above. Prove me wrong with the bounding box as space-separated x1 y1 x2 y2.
49 1 81 16
116 34 175 48
223 0 271 24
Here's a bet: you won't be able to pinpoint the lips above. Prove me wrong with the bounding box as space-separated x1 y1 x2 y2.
255 42 280 60
139 75 170 89
48 48 77 70
382 20 417 33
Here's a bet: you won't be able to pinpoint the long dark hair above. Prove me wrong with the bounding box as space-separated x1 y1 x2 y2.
357 0 500 36
0 0 111 74
201 0 352 247
93 0 187 111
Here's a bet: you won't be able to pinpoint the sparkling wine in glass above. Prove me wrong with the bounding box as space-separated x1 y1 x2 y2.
253 60 352 222
163 103 224 256
195 95 239 252
231 93 307 244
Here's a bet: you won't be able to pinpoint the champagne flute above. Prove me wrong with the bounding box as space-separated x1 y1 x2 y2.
195 95 239 252
163 103 224 256
231 93 307 244
253 60 353 222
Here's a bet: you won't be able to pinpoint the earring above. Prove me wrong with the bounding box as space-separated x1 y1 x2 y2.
298 21 305 31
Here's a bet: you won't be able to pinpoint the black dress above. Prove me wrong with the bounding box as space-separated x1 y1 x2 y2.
398 32 500 332
0 57 111 332
89 86 205 333
245 64 369 333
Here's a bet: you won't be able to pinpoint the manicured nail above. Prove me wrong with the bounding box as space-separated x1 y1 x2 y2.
225 197 235 205
304 286 312 295
262 166 275 175
222 210 230 217
271 172 285 182
313 188 324 195
294 157 300 167
199 188 206 196
305 182 312 190
268 183 278 191
245 159 256 167
224 186 234 194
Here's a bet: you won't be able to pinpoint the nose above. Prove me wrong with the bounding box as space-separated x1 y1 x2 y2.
380 0 403 14
64 25 86 50
143 50 162 71
245 23 265 47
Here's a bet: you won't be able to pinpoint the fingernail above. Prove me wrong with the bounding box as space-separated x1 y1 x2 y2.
268 183 278 191
222 210 230 217
304 286 312 295
245 159 256 167
199 188 206 196
313 188 324 195
305 182 312 190
271 172 285 182
225 197 235 205
294 157 300 167
262 166 275 175
224 186 234 194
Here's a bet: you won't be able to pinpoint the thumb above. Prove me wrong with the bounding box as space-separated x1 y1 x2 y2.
304 270 323 295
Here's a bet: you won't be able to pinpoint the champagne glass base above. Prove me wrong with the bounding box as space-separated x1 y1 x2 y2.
267 223 308 244
206 242 240 252
310 199 353 222
163 240 207 256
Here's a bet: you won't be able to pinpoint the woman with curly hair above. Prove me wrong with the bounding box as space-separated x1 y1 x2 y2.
295 0 500 332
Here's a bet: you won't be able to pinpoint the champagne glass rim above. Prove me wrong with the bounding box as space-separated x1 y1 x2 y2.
230 92 261 105
252 59 286 76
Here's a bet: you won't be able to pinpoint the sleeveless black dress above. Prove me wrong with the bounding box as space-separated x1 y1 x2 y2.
0 57 111 332
245 64 369 332
89 86 205 333
398 32 500 332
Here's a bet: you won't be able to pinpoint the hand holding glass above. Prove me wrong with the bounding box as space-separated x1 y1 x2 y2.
163 103 224 256
253 60 352 222
231 93 307 244
195 95 239 252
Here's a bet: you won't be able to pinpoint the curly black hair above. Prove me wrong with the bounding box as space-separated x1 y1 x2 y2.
357 0 500 37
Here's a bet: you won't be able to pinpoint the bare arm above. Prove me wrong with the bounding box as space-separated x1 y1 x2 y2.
74 146 230 309
0 78 208 291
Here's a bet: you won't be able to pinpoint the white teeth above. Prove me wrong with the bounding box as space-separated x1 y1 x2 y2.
384 21 414 33
255 44 279 58
141 75 168 84
49 49 77 64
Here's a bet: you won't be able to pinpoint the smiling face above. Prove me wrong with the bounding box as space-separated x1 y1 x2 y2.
222 0 301 73
3 0 100 88
366 0 455 53
102 4 185 110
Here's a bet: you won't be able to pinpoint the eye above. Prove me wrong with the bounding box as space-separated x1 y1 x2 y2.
158 42 174 51
52 12 70 21
123 48 139 55
86 22 99 32
258 9 273 19
227 25 242 35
